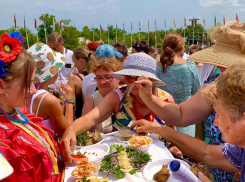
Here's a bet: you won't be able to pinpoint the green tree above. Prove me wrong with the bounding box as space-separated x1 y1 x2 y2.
38 13 57 43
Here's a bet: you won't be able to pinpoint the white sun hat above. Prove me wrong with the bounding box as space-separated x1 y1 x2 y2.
111 52 165 86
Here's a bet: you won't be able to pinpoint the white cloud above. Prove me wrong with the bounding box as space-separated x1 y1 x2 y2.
199 0 245 7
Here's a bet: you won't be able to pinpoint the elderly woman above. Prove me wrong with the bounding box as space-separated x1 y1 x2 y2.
59 53 175 161
129 21 245 181
0 33 64 181
132 61 244 181
82 57 123 133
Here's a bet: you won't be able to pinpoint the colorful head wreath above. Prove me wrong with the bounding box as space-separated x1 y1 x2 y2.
0 33 23 78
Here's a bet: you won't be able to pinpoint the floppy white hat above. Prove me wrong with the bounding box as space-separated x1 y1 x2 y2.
111 52 165 86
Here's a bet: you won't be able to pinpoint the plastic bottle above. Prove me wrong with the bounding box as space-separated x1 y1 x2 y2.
169 160 201 182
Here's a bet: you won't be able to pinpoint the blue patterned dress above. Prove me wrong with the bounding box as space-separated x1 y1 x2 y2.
204 73 236 182
156 60 201 137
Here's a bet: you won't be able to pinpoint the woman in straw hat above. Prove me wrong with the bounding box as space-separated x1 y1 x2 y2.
0 33 63 181
132 61 245 181
27 43 74 138
130 21 245 181
59 52 175 161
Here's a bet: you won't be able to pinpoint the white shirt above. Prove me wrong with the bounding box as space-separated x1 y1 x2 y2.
182 52 190 60
54 48 77 86
82 73 97 100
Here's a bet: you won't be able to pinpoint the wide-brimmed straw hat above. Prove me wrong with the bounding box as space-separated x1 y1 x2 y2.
27 43 65 83
188 21 245 68
111 52 165 86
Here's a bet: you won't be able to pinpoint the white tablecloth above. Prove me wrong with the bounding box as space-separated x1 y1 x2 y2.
64 132 174 182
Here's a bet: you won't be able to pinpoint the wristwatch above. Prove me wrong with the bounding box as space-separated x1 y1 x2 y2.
65 99 75 104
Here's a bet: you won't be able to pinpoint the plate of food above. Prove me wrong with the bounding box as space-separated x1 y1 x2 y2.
76 130 106 148
111 123 148 143
142 159 190 182
99 144 152 179
75 144 110 163
74 176 109 182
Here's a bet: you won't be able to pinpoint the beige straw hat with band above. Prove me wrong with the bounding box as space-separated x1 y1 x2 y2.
188 21 245 68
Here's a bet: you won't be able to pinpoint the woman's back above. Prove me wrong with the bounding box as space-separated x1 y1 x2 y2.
157 60 200 104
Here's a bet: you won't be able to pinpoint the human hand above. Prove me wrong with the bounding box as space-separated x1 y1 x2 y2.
131 119 162 133
59 84 74 100
169 146 183 158
198 171 211 182
59 126 76 162
135 75 153 102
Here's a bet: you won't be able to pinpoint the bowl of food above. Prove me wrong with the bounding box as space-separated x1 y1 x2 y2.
76 130 105 148
128 135 153 153
71 151 89 164
71 160 100 179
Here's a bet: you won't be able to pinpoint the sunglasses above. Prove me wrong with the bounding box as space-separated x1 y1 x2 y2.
151 52 158 56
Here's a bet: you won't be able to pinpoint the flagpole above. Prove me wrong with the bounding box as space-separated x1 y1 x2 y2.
155 30 157 48
100 29 102 41
123 31 124 43
93 25 94 41
43 15 47 44
192 17 194 45
108 29 109 44
116 28 117 42
24 15 29 48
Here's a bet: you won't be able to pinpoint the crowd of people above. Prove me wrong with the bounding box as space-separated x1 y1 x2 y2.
0 20 245 182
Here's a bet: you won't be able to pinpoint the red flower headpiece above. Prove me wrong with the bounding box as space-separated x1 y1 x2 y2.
0 34 22 63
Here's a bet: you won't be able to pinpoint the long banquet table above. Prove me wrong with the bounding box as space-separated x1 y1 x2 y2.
64 132 174 182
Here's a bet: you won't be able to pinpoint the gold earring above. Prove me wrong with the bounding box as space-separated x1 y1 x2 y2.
0 92 9 106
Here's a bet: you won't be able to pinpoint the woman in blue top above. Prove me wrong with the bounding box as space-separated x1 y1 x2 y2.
156 32 200 137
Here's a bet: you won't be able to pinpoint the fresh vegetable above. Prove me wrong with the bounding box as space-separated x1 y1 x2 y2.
76 132 90 146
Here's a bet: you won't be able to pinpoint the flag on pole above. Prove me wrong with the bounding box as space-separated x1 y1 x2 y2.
139 21 141 31
223 15 225 25
123 22 125 30
100 24 103 32
214 15 216 26
43 16 46 29
131 22 133 31
155 20 157 30
173 19 176 28
24 15 26 28
236 14 239 22
60 20 62 30
14 14 17 28
203 17 206 26
35 16 37 29
148 20 149 31
116 23 118 31
53 19 55 31
184 17 187 27
164 19 166 28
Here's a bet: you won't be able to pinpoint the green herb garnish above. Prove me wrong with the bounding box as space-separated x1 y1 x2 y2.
129 169 137 175
81 177 90 182
99 155 112 172
77 151 86 156
110 144 125 152
112 165 125 179
76 132 89 146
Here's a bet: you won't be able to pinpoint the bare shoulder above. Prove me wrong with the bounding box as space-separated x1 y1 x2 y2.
157 61 162 66
42 93 60 107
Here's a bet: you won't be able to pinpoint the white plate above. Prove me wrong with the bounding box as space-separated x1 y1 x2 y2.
143 158 190 182
75 133 106 149
75 144 109 163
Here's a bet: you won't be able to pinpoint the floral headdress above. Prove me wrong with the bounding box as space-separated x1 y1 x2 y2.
0 32 23 78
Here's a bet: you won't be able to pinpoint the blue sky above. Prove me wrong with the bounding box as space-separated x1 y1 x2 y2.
0 0 244 33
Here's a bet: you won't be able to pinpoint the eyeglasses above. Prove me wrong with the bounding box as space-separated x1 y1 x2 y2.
151 52 158 56
94 76 113 82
